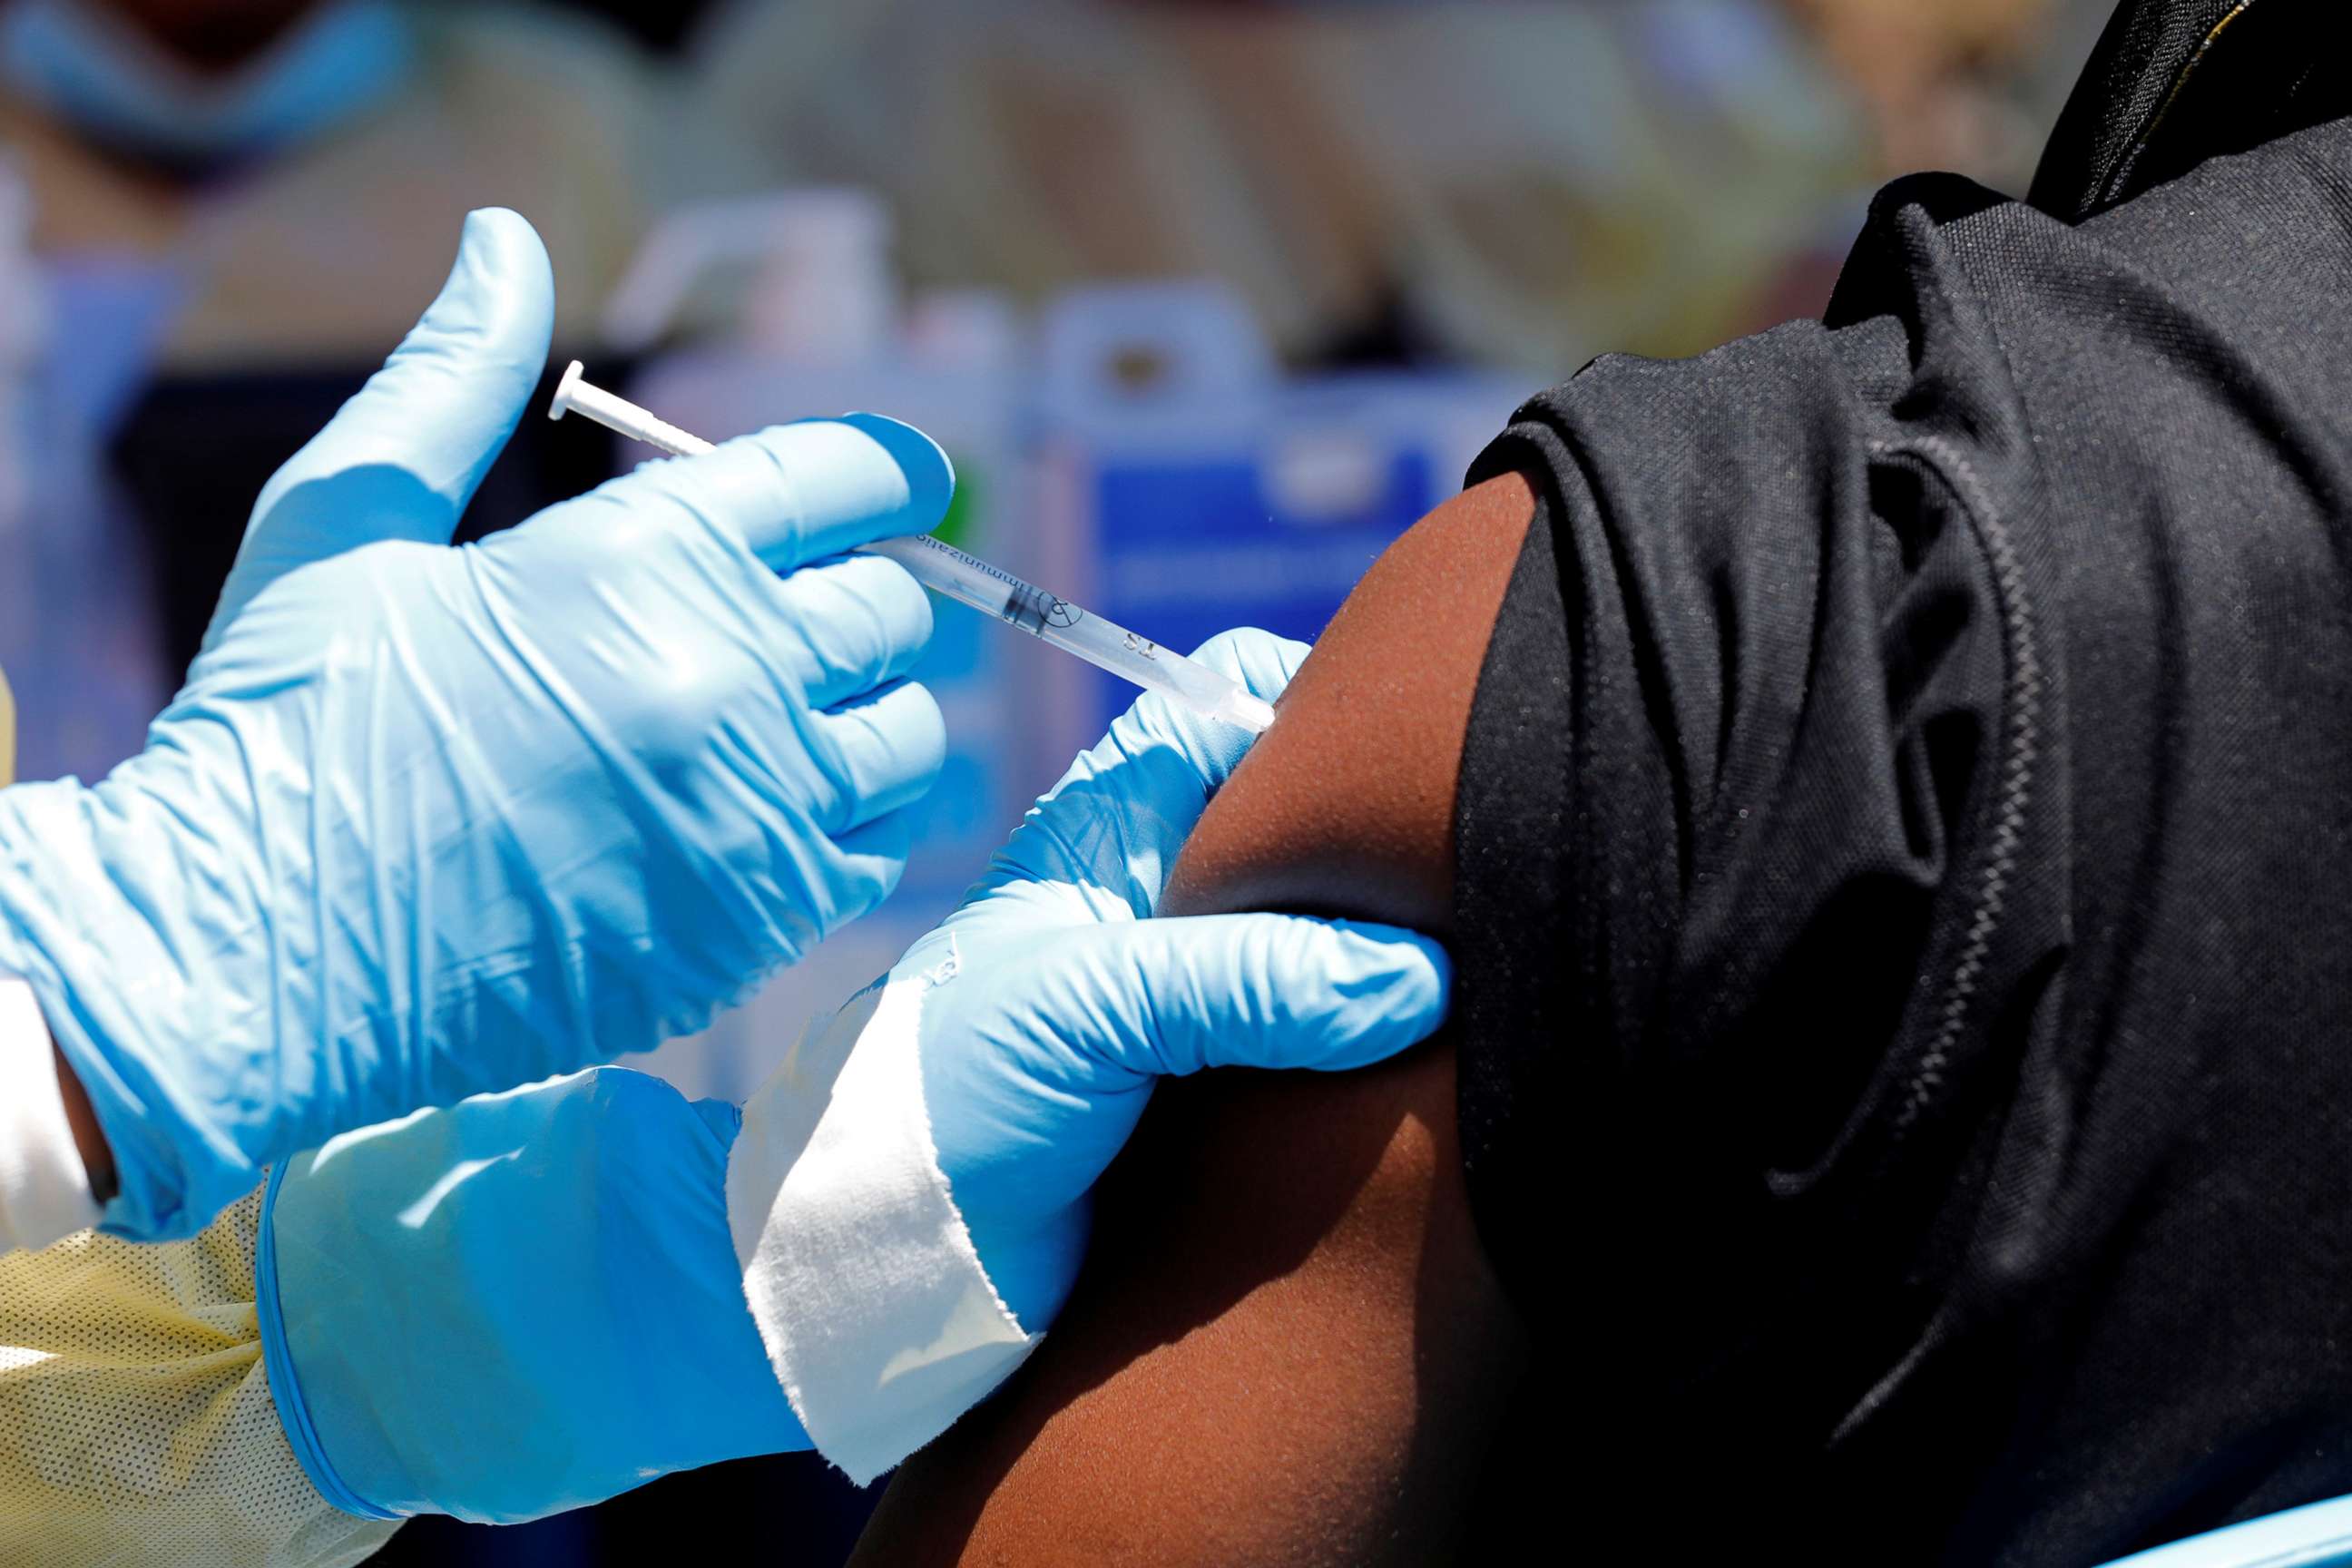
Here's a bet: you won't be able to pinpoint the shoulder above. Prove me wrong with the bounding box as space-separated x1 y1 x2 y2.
1161 472 1535 936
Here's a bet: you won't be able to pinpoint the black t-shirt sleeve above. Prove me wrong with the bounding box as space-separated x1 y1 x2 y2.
1445 113 2352 1568
1448 226 2060 1465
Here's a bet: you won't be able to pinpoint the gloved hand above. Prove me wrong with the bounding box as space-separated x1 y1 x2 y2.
260 1067 799 1524
254 629 1448 1521
900 627 1449 1329
726 630 1448 1482
0 209 950 1240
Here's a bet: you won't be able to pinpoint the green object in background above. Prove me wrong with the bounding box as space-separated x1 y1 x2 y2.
934 453 978 551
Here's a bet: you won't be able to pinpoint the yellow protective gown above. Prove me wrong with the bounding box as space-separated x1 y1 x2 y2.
0 672 392 1566
0 1196 396 1566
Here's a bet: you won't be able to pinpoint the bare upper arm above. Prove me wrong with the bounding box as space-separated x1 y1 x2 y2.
1161 468 1538 936
848 473 1539 1565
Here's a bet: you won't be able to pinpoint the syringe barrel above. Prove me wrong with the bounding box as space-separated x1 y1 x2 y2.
857 535 1030 625
858 536 1273 732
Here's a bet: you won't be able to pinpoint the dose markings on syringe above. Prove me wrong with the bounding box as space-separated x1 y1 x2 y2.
906 534 1021 585
896 536 1093 639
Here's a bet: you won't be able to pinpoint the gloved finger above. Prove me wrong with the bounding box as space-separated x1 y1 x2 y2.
969 628 1312 912
768 553 935 710
810 679 947 834
1103 627 1315 792
211 210 554 645
579 414 955 576
1189 627 1313 704
827 808 916 918
1058 913 1452 1083
1064 627 1312 806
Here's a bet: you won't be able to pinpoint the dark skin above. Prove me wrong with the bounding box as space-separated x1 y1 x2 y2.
852 471 1540 1565
54 1048 113 1203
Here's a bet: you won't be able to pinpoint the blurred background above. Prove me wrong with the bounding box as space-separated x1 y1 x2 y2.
0 0 2117 1559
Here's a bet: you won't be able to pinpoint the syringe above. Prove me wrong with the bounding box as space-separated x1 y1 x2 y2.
550 363 1276 735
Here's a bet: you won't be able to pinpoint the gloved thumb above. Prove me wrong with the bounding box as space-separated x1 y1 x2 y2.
1060 913 1452 1082
202 208 555 650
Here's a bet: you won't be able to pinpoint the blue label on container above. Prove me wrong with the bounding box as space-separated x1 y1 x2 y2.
1089 448 1434 726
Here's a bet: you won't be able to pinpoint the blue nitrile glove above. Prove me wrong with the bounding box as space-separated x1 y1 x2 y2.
902 628 1453 1332
255 629 1448 1521
740 627 1452 1479
259 1067 800 1524
0 208 950 1240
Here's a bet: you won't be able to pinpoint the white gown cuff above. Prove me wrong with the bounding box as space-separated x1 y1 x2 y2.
0 976 100 1252
724 942 1038 1486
